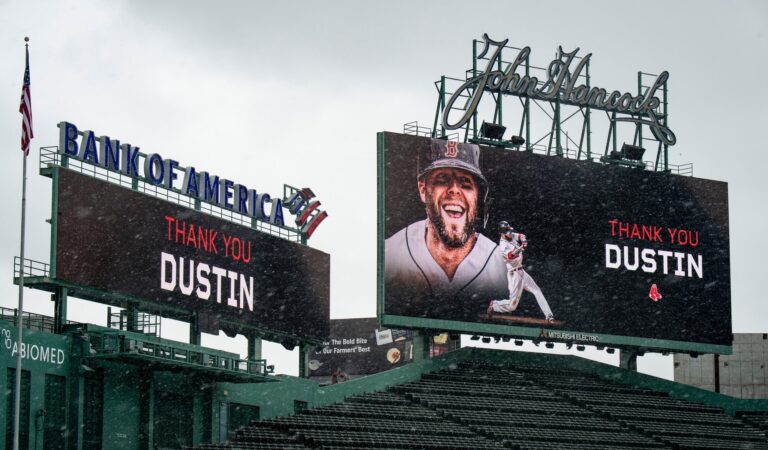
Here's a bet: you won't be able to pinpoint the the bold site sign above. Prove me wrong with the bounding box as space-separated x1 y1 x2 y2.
55 169 330 340
378 132 731 352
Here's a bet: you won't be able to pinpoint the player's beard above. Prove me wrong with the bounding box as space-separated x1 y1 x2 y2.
426 199 477 248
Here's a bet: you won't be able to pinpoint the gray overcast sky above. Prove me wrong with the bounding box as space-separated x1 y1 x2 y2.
0 0 766 377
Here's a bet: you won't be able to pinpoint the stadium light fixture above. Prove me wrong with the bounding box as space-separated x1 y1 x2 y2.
576 345 585 352
509 135 526 147
480 121 506 140
601 143 646 169
470 335 480 341
514 340 524 346
606 348 615 354
621 143 646 161
482 337 491 344
545 342 554 349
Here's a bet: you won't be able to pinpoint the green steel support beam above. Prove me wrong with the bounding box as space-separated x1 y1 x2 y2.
126 304 139 333
432 76 446 138
298 344 311 378
496 53 503 126
247 335 262 361
555 99 562 156
662 76 669 172
411 331 430 363
52 286 67 334
189 313 201 346
637 72 643 147
49 168 59 278
525 58 531 152
141 371 154 449
472 39 478 141
75 376 85 450
586 61 592 160
577 111 587 159
619 349 638 371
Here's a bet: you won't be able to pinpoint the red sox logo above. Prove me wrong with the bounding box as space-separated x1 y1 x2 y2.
445 141 459 158
648 284 662 302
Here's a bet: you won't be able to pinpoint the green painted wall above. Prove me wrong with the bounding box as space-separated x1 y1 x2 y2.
0 319 73 450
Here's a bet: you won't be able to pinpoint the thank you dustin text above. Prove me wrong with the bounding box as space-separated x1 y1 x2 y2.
604 219 703 278
160 216 255 312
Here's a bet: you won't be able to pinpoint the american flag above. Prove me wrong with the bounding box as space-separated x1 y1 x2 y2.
19 41 33 156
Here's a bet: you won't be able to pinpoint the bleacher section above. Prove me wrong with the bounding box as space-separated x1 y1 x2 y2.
737 411 768 433
191 352 768 449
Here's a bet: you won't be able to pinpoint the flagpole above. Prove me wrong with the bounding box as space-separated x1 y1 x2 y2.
13 36 30 450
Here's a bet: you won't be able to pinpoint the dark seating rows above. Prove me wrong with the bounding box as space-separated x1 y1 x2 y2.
192 358 767 449
443 409 626 430
265 414 471 436
738 411 768 431
475 424 665 446
558 388 724 412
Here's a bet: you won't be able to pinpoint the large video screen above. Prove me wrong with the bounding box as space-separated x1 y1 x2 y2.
380 132 731 347
55 169 330 340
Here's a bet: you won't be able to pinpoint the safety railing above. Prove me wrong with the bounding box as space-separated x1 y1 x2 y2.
0 307 78 334
88 331 274 376
14 257 50 278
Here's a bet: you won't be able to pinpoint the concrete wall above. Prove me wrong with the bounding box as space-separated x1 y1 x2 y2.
674 333 768 399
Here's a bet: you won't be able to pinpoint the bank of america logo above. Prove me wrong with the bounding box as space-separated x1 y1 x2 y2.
284 187 328 239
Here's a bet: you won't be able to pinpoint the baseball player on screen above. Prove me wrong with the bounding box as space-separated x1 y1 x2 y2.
384 139 508 320
487 221 555 321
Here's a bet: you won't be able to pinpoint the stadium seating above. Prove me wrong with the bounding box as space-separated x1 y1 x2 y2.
190 353 768 449
738 411 768 432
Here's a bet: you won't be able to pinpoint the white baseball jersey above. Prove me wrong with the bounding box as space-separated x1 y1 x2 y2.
490 233 553 319
499 232 527 270
384 220 508 321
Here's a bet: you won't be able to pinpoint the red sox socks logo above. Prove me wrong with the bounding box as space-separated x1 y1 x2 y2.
648 284 662 302
445 141 459 158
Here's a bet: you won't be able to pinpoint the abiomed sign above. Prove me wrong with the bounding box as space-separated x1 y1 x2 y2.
1 327 66 367
443 34 676 146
